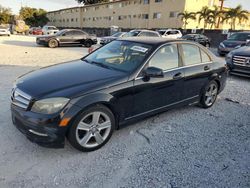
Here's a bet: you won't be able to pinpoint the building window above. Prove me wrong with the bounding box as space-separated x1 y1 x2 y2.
133 15 137 18
143 0 149 4
169 11 178 18
76 18 78 22
67 19 69 22
118 16 122 20
142 14 149 19
155 0 162 2
71 18 74 22
153 12 161 19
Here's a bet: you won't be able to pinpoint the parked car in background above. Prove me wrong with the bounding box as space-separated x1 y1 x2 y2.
29 27 43 35
158 29 182 39
0 26 10 36
36 29 97 48
218 32 250 56
11 37 227 152
123 30 161 38
100 32 126 45
226 42 250 77
42 26 59 35
182 34 211 48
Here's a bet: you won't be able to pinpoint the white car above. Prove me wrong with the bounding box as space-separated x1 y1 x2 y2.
0 26 11 36
158 29 182 39
42 26 59 35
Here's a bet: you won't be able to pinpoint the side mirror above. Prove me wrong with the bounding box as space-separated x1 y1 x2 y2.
143 67 164 78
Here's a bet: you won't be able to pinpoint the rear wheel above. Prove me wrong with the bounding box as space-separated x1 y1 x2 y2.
68 105 115 152
48 39 58 48
200 81 218 108
84 40 92 48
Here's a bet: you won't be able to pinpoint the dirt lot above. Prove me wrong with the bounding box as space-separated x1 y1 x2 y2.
0 35 249 188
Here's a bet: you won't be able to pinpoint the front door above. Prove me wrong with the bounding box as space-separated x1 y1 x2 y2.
131 43 185 118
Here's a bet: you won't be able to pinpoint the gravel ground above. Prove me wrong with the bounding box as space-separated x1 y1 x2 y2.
0 35 249 188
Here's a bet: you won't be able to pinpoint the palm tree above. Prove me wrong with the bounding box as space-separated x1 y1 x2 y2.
196 6 211 30
208 6 223 29
222 5 249 30
177 11 196 29
217 0 227 28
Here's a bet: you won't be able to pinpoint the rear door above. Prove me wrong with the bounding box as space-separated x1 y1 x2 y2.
71 30 87 44
180 43 214 99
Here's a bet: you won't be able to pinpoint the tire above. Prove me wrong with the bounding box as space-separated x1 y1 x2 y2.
205 43 210 48
200 80 219 108
48 39 58 48
84 40 92 48
67 105 115 152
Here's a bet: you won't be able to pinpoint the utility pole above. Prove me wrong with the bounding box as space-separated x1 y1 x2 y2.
217 0 226 29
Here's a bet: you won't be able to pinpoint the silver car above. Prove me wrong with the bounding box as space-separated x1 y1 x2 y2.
0 26 11 36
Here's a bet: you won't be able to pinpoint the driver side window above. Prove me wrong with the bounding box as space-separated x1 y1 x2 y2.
148 44 179 71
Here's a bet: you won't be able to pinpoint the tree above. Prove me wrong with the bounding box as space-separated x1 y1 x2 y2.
178 11 196 29
19 7 49 27
0 5 12 24
222 5 249 30
76 0 108 5
196 6 211 29
207 6 223 29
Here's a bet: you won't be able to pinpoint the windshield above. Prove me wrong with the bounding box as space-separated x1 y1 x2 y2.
47 26 57 30
182 35 195 39
56 30 66 35
158 30 165 35
123 31 140 37
228 33 250 41
83 40 152 73
112 32 124 37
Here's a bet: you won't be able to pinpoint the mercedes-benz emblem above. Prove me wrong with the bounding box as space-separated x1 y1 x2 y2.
245 58 250 65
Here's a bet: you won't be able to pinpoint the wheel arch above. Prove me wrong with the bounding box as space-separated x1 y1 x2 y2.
65 93 120 134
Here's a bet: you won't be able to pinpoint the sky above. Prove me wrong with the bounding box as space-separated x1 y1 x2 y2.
0 0 250 14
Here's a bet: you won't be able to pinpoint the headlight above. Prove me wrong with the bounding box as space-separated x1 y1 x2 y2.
220 42 225 48
226 52 233 62
31 97 69 114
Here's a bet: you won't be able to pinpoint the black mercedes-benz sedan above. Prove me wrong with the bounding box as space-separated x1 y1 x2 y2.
226 43 250 77
11 38 227 152
100 32 126 45
182 34 211 48
36 29 97 48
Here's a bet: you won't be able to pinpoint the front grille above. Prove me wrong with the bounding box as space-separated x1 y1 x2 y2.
11 88 31 110
232 55 250 66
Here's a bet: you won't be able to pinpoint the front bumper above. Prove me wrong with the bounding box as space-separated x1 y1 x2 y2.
218 46 234 55
11 103 81 148
227 63 250 77
36 38 48 46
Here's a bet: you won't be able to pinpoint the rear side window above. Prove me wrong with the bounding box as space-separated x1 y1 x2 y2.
149 44 179 70
200 49 211 62
147 32 159 37
181 44 201 65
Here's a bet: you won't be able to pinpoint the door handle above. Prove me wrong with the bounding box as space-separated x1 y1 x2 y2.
204 65 210 71
173 72 183 80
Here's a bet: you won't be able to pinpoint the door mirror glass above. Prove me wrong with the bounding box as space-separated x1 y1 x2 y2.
246 39 250 46
143 67 164 78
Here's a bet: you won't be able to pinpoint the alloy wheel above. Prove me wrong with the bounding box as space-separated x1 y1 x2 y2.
76 111 111 148
204 83 218 106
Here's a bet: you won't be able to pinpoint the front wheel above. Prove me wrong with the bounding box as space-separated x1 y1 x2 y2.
48 39 58 48
67 105 115 152
200 81 218 108
84 40 92 48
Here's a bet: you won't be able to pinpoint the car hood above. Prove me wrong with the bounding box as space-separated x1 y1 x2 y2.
230 46 250 56
16 60 127 99
222 40 246 48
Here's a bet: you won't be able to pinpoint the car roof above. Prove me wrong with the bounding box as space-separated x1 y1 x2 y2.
131 29 158 33
118 37 185 46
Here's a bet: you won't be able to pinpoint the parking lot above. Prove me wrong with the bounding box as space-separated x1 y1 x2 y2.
0 35 249 188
